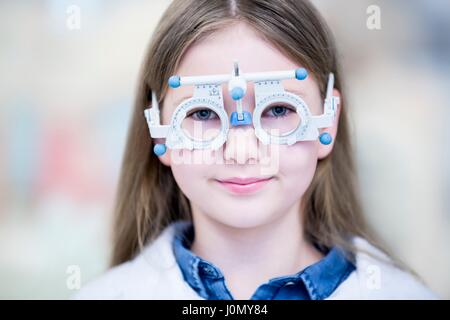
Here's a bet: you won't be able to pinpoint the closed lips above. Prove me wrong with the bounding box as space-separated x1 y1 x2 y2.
214 177 274 195
217 177 273 185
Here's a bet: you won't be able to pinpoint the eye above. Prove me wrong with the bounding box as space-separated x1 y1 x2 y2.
263 105 296 118
187 108 219 121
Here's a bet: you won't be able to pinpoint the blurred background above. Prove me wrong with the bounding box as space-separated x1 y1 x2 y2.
0 0 449 299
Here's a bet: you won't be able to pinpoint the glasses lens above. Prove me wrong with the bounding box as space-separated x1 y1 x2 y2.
181 107 222 141
260 103 301 136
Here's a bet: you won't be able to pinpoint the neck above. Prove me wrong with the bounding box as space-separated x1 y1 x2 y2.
189 201 324 299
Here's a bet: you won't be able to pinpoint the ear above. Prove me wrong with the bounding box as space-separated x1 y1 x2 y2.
317 88 342 160
153 138 172 167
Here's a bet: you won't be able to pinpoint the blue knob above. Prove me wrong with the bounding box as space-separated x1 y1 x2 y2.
231 87 244 100
319 132 332 145
168 76 181 88
295 68 308 80
153 143 167 156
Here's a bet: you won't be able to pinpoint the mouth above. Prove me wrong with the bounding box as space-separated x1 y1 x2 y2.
214 176 274 195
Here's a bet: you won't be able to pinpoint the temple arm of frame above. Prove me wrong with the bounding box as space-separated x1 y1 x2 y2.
310 73 340 128
144 91 170 138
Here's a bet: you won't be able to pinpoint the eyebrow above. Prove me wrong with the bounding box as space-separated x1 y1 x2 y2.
284 88 305 97
173 95 193 106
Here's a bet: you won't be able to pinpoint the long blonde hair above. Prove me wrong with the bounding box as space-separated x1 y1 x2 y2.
111 0 401 271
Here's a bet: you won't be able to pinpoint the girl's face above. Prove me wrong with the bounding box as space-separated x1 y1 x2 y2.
158 22 340 229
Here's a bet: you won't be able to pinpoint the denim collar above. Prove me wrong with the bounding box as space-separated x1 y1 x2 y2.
172 221 355 300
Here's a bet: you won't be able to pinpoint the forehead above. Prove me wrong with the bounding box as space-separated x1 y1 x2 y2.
176 22 305 86
178 22 295 74
162 22 321 112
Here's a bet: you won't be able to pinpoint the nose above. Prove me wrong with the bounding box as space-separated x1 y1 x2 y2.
223 125 259 164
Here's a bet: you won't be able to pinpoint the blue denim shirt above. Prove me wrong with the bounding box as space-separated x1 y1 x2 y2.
172 222 356 300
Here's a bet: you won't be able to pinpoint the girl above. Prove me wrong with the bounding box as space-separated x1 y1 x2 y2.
75 0 436 299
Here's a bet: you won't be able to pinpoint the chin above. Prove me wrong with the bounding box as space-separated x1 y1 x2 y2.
208 204 279 230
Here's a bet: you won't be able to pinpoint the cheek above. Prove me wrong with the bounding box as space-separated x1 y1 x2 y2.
278 141 319 193
169 149 214 199
169 143 319 216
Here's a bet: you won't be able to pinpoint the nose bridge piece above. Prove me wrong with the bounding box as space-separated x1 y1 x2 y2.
230 109 252 127
228 60 253 127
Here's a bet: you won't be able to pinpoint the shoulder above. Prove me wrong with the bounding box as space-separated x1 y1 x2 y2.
72 259 137 299
72 221 201 300
329 237 438 300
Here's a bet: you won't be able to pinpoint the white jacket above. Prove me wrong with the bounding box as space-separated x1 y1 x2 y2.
74 221 437 300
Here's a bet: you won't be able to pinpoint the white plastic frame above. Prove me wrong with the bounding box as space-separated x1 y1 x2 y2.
144 67 339 150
